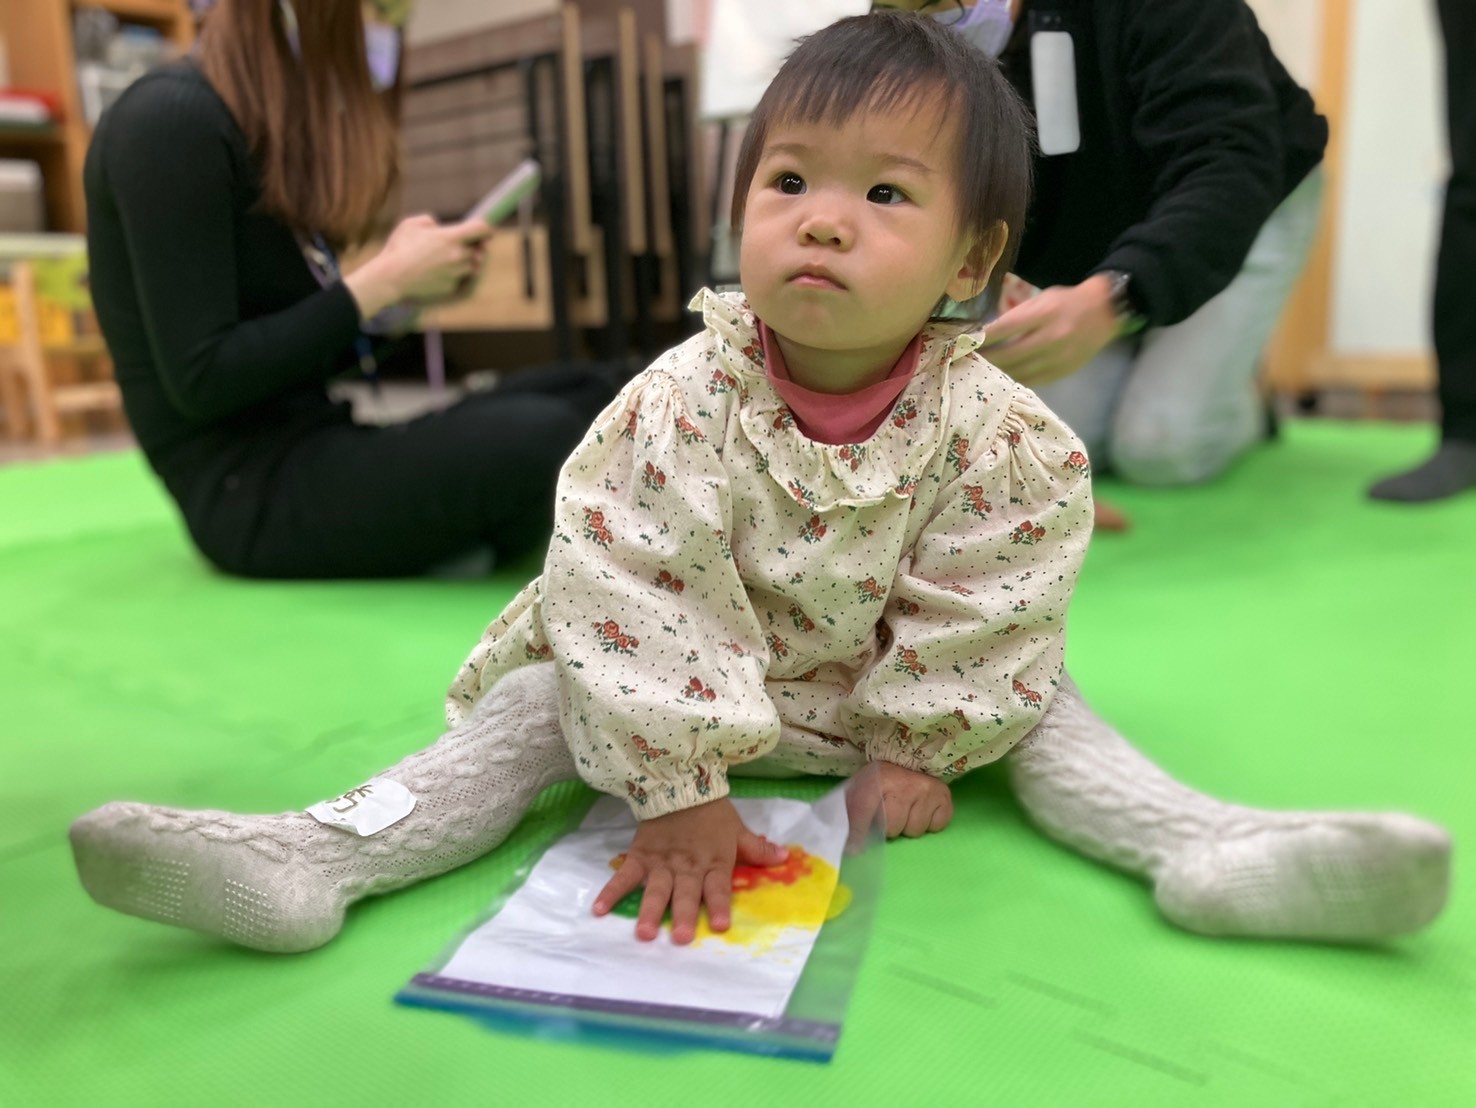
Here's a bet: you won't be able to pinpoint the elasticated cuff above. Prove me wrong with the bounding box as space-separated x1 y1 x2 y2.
864 739 935 776
628 761 732 819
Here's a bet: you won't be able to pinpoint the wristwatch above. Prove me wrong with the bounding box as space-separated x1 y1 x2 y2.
1099 269 1147 336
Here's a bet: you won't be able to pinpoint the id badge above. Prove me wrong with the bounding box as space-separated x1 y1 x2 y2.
1031 30 1081 156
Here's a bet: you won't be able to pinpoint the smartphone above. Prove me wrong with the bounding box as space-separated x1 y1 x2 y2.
464 159 542 226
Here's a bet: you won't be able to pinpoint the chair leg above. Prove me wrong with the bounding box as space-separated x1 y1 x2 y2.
0 350 30 439
12 263 61 445
1256 355 1281 442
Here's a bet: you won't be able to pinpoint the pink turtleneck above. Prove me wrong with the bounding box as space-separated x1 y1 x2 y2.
759 322 922 446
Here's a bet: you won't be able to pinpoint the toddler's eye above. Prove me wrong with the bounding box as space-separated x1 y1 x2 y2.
867 183 907 205
777 172 806 195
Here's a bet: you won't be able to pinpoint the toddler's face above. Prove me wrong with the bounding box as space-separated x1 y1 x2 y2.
739 96 984 368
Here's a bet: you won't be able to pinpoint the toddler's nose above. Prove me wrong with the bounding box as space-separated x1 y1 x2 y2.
797 207 851 248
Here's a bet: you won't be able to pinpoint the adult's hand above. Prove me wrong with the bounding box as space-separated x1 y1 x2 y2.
345 215 490 319
980 273 1124 388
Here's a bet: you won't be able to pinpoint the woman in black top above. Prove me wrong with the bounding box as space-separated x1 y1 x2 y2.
85 0 615 577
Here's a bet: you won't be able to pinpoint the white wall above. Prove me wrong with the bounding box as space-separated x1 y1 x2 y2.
665 0 698 45
1250 0 1443 359
696 0 869 120
1245 0 1322 90
1332 0 1444 355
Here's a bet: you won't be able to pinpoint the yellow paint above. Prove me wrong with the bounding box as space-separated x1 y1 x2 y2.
692 849 847 951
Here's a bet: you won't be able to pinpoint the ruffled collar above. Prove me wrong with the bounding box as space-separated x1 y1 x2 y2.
688 287 980 510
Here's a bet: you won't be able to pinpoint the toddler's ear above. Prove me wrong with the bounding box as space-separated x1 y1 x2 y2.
944 221 1009 303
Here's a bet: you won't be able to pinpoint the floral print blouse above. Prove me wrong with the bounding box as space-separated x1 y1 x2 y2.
447 289 1094 818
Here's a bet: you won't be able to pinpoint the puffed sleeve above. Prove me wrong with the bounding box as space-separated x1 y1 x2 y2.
540 372 780 817
843 393 1093 777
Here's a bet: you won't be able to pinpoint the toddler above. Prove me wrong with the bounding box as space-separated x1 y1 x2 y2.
72 12 1449 952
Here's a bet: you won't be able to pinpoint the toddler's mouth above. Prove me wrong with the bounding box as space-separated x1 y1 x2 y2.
789 265 846 290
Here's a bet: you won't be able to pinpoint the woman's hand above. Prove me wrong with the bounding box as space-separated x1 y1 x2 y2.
876 762 954 839
593 797 788 944
345 214 490 319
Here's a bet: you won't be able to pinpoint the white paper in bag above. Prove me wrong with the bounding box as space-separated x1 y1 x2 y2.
436 790 852 1020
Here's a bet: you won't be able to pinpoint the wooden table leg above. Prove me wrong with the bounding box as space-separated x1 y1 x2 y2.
12 263 61 444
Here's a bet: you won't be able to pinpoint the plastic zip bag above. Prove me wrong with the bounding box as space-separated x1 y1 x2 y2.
397 766 885 1061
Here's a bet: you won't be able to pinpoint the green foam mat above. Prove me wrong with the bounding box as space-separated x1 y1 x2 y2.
1 424 1471 1105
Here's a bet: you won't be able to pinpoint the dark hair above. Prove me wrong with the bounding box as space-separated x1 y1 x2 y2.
731 11 1034 303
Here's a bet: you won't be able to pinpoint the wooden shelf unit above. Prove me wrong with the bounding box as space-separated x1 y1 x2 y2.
0 0 195 233
97 0 193 25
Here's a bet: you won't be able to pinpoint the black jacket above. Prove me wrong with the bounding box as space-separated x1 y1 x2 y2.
1001 0 1328 326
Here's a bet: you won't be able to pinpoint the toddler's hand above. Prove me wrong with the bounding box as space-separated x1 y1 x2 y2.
877 762 954 839
593 797 787 943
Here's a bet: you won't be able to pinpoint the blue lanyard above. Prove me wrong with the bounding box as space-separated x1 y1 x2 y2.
304 232 380 387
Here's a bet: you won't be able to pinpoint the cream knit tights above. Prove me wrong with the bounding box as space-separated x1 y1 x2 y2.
1007 674 1451 942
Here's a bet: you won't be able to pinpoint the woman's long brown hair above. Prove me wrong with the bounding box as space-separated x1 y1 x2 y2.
197 0 398 248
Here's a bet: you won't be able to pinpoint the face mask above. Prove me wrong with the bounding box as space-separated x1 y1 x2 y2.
932 0 1015 60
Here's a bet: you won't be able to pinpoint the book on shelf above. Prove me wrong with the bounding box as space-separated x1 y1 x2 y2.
0 91 63 129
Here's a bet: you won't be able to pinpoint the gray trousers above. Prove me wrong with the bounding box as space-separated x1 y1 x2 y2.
1034 168 1325 486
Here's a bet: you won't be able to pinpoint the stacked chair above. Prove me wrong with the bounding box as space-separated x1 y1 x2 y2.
398 3 706 365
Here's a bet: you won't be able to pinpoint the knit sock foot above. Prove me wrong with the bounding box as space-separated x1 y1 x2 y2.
1154 812 1452 943
70 804 348 953
1368 440 1476 502
70 664 576 952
